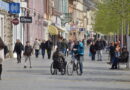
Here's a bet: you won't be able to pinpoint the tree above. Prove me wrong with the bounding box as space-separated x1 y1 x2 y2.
94 0 130 35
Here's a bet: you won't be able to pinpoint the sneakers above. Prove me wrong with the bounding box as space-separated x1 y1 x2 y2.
24 66 27 68
24 66 32 68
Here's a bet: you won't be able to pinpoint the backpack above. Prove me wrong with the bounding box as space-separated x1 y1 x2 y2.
26 46 33 55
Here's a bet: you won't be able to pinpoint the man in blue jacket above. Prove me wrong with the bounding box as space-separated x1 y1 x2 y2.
77 40 84 75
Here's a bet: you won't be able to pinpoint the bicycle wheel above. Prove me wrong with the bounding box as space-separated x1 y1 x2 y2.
67 61 74 75
50 62 57 75
76 62 82 75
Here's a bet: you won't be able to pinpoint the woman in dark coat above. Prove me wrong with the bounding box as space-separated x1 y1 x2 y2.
90 42 96 61
13 39 24 63
40 40 46 59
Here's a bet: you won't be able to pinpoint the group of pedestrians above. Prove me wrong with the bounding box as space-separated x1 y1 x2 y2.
33 38 53 59
109 41 129 69
89 38 106 61
13 38 53 68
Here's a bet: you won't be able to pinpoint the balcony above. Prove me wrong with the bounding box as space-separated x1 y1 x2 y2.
61 13 73 25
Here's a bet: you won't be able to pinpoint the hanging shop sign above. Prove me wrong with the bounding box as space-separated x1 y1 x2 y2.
20 16 32 23
0 1 9 11
9 3 20 14
12 18 19 25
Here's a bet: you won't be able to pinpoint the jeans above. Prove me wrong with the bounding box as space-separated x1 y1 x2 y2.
24 56 31 67
35 49 39 58
47 49 52 59
17 53 21 63
77 55 84 74
111 57 119 69
97 50 102 61
91 54 95 61
62 48 66 56
41 49 45 59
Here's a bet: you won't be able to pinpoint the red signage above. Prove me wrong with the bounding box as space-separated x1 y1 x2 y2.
12 18 19 25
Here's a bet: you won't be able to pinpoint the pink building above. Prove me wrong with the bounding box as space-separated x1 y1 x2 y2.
24 0 45 44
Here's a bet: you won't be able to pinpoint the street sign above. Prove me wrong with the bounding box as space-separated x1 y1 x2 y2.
0 1 9 11
20 16 32 23
11 18 19 25
9 3 20 14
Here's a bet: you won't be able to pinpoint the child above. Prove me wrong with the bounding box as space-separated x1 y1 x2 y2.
23 41 33 68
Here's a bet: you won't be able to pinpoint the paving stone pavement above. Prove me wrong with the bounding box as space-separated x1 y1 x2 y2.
0 50 130 90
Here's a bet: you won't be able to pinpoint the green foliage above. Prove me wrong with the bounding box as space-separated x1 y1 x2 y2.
94 0 130 35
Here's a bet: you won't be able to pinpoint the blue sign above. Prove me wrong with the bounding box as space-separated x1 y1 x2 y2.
9 3 20 14
79 28 85 31
0 1 9 11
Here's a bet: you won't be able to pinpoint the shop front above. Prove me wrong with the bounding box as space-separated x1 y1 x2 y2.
0 1 12 58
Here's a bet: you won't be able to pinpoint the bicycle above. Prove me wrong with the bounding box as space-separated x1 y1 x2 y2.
67 54 82 75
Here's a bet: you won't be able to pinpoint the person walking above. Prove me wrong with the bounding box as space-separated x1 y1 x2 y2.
33 38 40 58
90 42 96 61
23 41 33 68
13 39 24 63
45 39 53 59
109 42 115 64
77 40 84 75
40 40 46 59
62 39 68 56
0 37 5 80
95 38 104 61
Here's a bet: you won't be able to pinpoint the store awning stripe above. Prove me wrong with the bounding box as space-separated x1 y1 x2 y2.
48 25 58 35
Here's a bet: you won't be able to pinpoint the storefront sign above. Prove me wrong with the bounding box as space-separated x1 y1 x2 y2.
20 16 32 23
12 18 19 25
9 3 20 14
79 28 85 31
0 1 9 11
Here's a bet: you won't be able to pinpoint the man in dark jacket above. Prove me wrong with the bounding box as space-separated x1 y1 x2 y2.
13 39 24 63
109 42 115 64
45 39 53 59
40 40 46 59
23 41 33 68
95 39 104 61
90 42 96 61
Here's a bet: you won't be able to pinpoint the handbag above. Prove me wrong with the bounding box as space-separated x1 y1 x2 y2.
13 53 17 58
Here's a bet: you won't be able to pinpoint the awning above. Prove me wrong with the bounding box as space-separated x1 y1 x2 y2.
48 25 58 35
55 25 65 32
